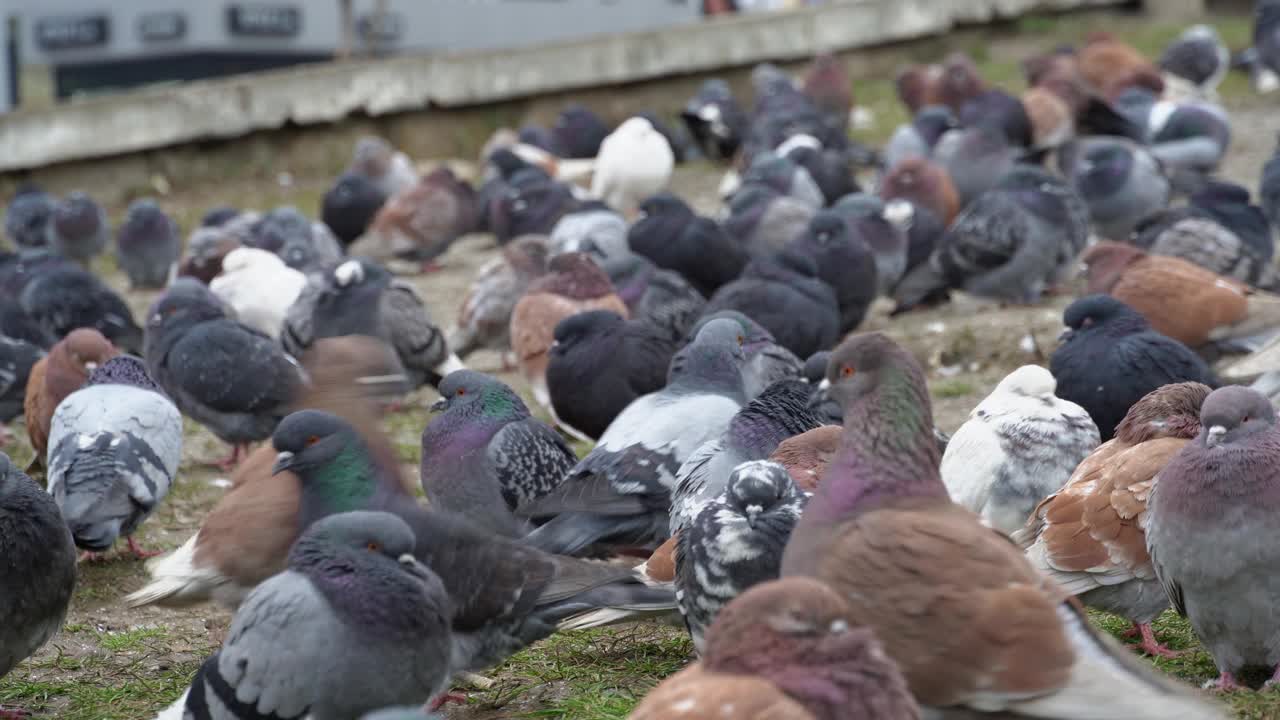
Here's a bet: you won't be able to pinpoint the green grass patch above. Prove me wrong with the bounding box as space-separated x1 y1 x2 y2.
934 379 976 398
97 627 168 653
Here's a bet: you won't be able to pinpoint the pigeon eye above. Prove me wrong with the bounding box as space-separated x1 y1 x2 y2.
736 335 744 346
1243 416 1251 423
366 542 381 552
842 366 855 378
456 388 466 397
306 435 320 446
1081 317 1094 328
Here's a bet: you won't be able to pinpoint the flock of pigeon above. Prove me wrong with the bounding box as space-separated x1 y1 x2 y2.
5 6 1280 720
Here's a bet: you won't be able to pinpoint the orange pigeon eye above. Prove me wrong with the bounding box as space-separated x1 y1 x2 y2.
306 435 320 446
736 335 744 345
456 388 466 396
842 366 855 378
366 542 381 552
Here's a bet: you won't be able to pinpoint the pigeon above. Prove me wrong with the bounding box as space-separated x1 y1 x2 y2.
628 577 920 720
321 171 387 247
361 709 441 720
1051 295 1217 441
1160 25 1229 98
125 336 401 611
115 199 181 290
509 252 629 409
940 365 1099 536
599 256 700 340
1253 0 1280 94
1022 85 1076 149
421 370 576 538
675 460 807 651
178 224 243 285
1147 386 1280 690
521 318 749 557
720 184 816 261
179 511 454 720
670 379 822 538
447 235 550 363
592 117 675 216
551 104 611 159
0 336 42 438
354 167 479 270
800 52 853 138
487 167 580 245
702 250 839 361
1264 138 1280 230
878 157 960 227
628 193 747 297
680 78 749 161
781 332 1226 718
679 311 804 403
960 88 1034 148
1190 181 1275 272
549 206 629 263
1015 381 1210 658
769 425 841 492
896 52 987 114
883 106 959 170
736 152 825 210
47 355 182 558
776 135 860 206
1116 88 1231 192
349 136 418 198
0 452 77 718
828 194 909 298
270 409 676 672
546 310 682 440
18 262 144 353
47 191 108 265
1058 136 1170 242
1078 32 1165 101
1081 242 1280 349
24 329 118 462
245 206 345 275
145 280 304 469
4 184 55 250
208 247 308 340
1130 212 1273 288
932 124 1021 208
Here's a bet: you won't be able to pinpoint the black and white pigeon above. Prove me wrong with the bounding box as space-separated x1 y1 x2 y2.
3 184 55 250
669 378 821 538
144 279 304 468
676 459 806 652
47 355 182 558
676 311 804 403
1159 24 1230 98
421 370 576 538
47 191 108 265
546 310 682 440
115 199 181 290
680 78 749 161
18 262 145 353
520 318 749 556
0 452 76 718
169 511 454 720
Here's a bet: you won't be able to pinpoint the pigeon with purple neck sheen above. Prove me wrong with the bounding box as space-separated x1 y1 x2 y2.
780 332 1226 718
1058 136 1170 242
422 370 576 538
115 199 181 290
271 410 676 672
628 192 746 297
628 577 920 720
520 318 749 557
1147 386 1280 691
675 460 808 652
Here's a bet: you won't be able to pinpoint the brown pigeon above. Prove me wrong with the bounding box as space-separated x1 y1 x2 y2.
895 52 987 114
510 252 629 410
627 577 919 720
768 424 841 493
878 158 960 227
352 166 479 272
780 332 1225 718
23 329 118 463
1078 32 1165 101
1014 381 1210 659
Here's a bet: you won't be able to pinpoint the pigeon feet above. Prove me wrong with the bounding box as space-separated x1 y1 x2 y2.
428 692 468 711
0 704 31 719
1131 623 1185 659
420 260 445 274
126 536 163 559
1205 672 1246 692
208 444 247 472
77 550 105 563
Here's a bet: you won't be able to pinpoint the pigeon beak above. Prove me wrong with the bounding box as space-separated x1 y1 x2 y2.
817 378 831 391
271 451 296 475
84 362 98 372
828 619 849 634
1057 326 1073 342
398 553 432 581
430 397 449 412
1206 425 1227 446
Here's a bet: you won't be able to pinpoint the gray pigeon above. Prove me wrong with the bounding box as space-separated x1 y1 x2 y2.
1059 136 1170 242
737 152 825 209
548 206 629 262
603 253 707 343
422 370 576 538
1159 24 1230 97
520 318 749 556
248 206 344 275
0 452 76 712
882 105 959 170
1116 87 1230 193
1133 213 1271 287
180 511 453 719
116 199 182 290
829 194 909 297
676 460 806 651
1147 386 1280 691
932 125 1020 208
4 184 55 250
47 355 182 557
47 191 108 265
670 378 821 537
721 185 816 260
675 311 803 402
144 279 304 469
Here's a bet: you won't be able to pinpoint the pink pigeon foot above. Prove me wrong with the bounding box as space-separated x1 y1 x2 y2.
208 444 247 472
1132 623 1185 659
0 704 32 719
126 536 163 559
428 692 467 711
420 260 445 274
77 550 105 563
1206 672 1246 692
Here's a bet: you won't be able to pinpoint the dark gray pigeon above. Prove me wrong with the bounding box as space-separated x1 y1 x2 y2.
1264 137 1280 231
1147 386 1280 691
0 452 76 714
776 134 860 206
603 253 706 342
18 262 144 353
1160 25 1229 96
47 355 182 558
47 191 108 265
145 279 304 469
1059 136 1170 242
737 152 825 209
179 511 454 719
883 105 959 170
1133 212 1273 288
676 311 803 402
676 459 806 651
322 171 387 247
670 378 821 537
1190 181 1275 273
4 184 55 250
829 194 910 297
248 206 344 274
520 318 749 556
788 207 880 330
0 335 43 424
115 199 181 290
1116 87 1230 193
627 193 746 297
721 184 816 261
933 125 1020 208
422 370 576 538
546 310 681 440
271 410 677 672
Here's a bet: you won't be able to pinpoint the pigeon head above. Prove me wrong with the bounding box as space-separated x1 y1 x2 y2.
271 410 364 478
802 210 850 249
54 328 118 377
52 192 103 237
201 206 240 227
1061 294 1149 338
1198 386 1276 449
803 351 830 384
670 317 747 392
180 227 242 283
726 460 802 530
429 369 526 420
824 332 930 424
331 258 390 290
120 199 173 238
250 207 311 254
352 137 395 178
940 52 985 104
993 364 1056 399
878 158 956 223
146 281 226 333
529 251 615 300
551 104 610 160
686 310 775 352
1080 241 1146 294
552 310 625 350
86 354 163 393
913 105 960 145
1072 140 1136 200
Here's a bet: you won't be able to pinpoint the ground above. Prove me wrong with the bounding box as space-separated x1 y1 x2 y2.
2 7 1280 720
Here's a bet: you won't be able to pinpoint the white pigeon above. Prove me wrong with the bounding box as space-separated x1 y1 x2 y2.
591 116 675 216
940 364 1100 535
209 247 308 340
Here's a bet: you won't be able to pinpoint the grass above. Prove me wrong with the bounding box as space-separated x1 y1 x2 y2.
934 379 976 398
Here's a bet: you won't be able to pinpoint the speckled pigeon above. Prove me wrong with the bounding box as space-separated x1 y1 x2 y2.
520 317 749 556
115 199 181 290
19 262 144 353
47 355 182 558
422 370 576 538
